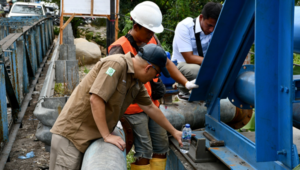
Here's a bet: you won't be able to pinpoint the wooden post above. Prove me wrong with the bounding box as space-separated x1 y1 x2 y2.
61 13 75 30
60 0 64 45
115 0 119 41
91 0 94 16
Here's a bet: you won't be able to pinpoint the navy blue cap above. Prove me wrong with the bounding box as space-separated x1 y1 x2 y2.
185 124 190 128
138 44 170 78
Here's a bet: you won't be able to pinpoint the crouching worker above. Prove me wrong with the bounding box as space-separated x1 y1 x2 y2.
49 44 182 170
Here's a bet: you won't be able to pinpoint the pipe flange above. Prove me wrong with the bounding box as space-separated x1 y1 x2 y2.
227 108 253 129
228 65 254 110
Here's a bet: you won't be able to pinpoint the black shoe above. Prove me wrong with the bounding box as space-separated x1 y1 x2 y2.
178 92 190 100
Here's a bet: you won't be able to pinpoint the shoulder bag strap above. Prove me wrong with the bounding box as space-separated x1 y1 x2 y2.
193 18 204 57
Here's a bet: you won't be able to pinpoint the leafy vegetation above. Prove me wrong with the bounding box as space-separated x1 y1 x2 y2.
53 26 60 36
83 66 90 74
54 83 72 97
126 148 135 170
85 32 94 41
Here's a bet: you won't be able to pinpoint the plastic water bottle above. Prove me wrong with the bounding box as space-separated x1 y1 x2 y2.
180 124 191 154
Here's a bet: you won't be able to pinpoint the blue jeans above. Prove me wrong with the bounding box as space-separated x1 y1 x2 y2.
125 112 169 159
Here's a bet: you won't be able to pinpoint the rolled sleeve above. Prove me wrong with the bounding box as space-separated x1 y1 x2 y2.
89 61 123 102
132 85 152 106
174 23 193 53
108 45 125 55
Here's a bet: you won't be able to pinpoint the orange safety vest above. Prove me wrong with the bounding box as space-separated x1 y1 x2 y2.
108 36 160 114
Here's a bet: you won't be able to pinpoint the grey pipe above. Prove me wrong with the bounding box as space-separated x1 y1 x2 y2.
160 98 236 130
81 127 127 170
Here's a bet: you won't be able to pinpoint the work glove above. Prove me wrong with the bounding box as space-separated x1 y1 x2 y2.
185 79 199 90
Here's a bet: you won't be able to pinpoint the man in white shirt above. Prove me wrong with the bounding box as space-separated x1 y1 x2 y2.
171 2 222 99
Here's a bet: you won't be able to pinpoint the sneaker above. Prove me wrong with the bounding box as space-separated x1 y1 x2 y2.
178 92 190 100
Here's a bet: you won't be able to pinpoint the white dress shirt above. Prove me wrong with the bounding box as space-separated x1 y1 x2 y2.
171 16 212 63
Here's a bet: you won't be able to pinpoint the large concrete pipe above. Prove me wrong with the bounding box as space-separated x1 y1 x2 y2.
160 98 252 130
81 127 127 170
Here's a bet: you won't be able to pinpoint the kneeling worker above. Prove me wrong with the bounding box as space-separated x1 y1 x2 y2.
172 2 222 99
49 44 183 170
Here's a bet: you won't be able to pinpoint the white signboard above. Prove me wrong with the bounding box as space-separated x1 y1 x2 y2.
62 0 118 16
64 0 91 14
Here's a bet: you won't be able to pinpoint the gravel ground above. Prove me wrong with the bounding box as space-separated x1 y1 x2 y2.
4 61 51 170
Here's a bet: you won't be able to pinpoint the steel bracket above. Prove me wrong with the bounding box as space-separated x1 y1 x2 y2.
187 137 216 163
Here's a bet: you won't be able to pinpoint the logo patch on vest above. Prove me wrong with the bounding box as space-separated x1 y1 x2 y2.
106 67 116 76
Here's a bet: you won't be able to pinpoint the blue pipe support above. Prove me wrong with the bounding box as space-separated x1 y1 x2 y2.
295 7 300 54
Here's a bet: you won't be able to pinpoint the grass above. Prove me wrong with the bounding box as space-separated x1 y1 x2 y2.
83 67 90 74
294 53 300 75
126 148 135 170
54 83 72 97
85 32 94 41
53 27 60 36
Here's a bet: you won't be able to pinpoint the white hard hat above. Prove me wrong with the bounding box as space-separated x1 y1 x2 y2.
130 1 164 33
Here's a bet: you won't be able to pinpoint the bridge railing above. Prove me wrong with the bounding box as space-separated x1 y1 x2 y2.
0 16 55 169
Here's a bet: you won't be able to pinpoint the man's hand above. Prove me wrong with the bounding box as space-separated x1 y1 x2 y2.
185 79 199 90
172 130 183 147
104 134 126 151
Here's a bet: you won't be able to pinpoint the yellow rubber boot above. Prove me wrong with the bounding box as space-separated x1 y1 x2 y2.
130 164 151 170
150 158 167 170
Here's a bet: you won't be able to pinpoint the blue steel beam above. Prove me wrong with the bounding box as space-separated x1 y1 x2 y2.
295 7 300 54
21 37 29 94
41 24 46 56
35 26 43 65
0 64 8 143
255 0 295 166
188 0 298 169
25 32 38 75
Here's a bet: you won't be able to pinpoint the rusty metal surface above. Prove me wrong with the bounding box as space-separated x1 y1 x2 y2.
226 108 253 129
203 132 225 147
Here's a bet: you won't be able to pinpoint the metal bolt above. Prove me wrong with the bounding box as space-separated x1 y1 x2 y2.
277 150 287 155
240 104 243 108
280 86 284 92
285 87 289 93
232 99 234 102
243 66 247 69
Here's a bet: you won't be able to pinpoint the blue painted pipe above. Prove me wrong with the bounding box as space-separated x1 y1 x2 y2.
235 71 255 106
295 7 300 54
232 69 300 129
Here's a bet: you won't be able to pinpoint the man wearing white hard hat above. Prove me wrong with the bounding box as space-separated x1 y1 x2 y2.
108 1 198 170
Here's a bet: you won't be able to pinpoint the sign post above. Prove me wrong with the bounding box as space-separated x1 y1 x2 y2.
59 0 119 45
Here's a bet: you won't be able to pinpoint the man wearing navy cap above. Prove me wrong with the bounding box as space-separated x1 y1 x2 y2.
49 44 182 170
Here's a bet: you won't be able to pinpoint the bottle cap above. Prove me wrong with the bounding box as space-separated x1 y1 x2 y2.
185 124 190 128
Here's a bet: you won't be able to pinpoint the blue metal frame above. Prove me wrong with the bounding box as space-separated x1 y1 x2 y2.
0 16 54 148
255 0 295 166
188 0 298 169
0 65 8 143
